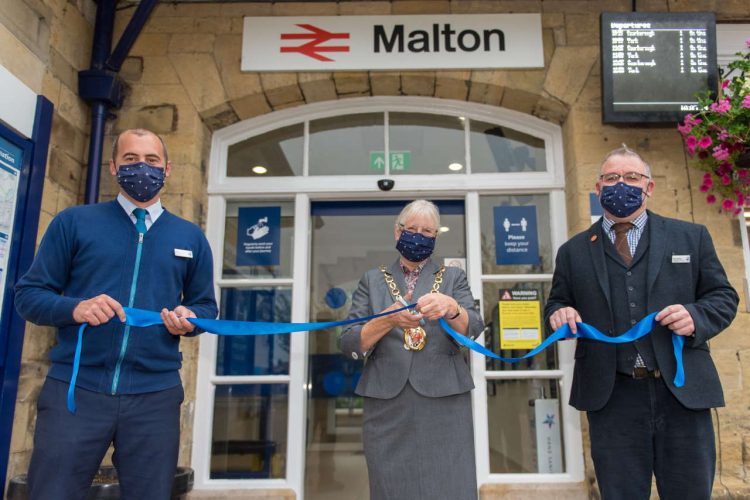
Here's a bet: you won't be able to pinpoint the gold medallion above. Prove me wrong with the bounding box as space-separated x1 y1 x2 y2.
403 326 427 351
380 264 444 353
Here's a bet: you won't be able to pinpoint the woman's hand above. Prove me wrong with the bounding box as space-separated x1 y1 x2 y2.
359 297 422 353
383 300 423 329
416 292 460 321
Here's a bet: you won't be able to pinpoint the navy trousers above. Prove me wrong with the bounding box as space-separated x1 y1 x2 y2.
587 373 715 500
28 377 183 500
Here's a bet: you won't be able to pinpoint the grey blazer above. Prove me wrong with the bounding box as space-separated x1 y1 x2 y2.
544 211 739 411
340 259 484 399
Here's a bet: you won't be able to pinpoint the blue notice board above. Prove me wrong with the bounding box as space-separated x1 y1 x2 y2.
494 205 540 265
589 192 603 223
236 206 281 266
0 96 53 495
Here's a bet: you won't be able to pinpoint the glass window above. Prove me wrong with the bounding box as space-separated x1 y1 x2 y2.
210 384 289 479
482 282 556 371
389 113 465 175
487 379 566 473
216 288 291 376
309 113 384 175
480 194 553 274
470 119 546 173
227 124 304 177
222 201 294 279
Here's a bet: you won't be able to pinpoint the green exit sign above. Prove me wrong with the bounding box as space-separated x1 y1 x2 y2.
369 151 411 172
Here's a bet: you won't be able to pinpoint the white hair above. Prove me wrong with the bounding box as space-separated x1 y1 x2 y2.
600 143 652 178
396 199 440 230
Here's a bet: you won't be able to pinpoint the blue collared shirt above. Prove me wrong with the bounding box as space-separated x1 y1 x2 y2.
602 211 648 256
117 193 164 231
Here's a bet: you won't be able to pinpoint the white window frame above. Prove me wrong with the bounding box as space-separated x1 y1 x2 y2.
193 96 582 495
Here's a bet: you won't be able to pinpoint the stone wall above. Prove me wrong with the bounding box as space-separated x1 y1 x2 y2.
4 0 750 498
1 0 94 489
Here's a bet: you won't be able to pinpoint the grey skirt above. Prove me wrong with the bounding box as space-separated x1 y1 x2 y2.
362 383 477 500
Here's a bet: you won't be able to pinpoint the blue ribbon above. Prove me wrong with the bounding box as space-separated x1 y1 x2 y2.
66 306 685 413
439 313 685 388
67 304 414 412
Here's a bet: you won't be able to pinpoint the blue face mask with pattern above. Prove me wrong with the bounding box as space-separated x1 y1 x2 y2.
599 182 644 218
116 162 165 203
396 230 436 262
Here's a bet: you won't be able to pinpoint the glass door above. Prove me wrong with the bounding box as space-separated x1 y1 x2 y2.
305 200 466 499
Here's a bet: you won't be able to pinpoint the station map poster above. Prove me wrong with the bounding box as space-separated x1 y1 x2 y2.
236 206 281 266
494 205 539 265
0 136 21 320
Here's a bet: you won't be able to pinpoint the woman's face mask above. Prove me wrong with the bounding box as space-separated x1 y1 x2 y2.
396 229 436 262
116 162 166 202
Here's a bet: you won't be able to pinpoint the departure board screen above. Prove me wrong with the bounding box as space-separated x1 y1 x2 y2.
601 12 717 123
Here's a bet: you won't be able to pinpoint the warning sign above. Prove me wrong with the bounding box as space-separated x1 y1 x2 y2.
498 289 542 350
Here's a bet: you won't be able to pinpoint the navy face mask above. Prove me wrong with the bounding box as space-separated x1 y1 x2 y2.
117 162 166 203
599 182 644 218
396 230 436 263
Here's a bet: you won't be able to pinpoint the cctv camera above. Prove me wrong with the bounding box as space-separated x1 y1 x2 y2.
377 179 395 191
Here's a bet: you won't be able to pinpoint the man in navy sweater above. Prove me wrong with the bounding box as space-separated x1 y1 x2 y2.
15 128 218 500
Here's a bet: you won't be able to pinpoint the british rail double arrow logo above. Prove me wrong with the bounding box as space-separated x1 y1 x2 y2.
280 24 351 62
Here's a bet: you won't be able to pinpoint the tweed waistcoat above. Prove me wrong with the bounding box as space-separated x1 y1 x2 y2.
604 226 658 373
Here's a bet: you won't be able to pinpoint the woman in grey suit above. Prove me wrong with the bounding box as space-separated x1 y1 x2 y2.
340 199 483 500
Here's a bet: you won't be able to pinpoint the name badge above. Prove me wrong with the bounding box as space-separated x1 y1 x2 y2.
671 254 690 264
174 248 193 259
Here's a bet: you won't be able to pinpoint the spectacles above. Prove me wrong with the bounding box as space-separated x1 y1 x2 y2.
398 223 438 238
599 172 650 185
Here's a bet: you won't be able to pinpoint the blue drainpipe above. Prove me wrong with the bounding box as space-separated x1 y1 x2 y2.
78 0 158 205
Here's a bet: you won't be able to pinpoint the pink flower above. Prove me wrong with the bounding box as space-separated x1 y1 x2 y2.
713 145 730 161
722 199 735 211
684 114 702 126
717 129 730 141
709 99 731 113
721 80 730 89
677 122 693 136
740 169 748 178
742 94 750 109
738 193 746 206
717 162 732 176
699 184 710 192
686 135 698 155
722 175 732 186
698 136 713 149
734 208 743 216
706 194 717 204
746 37 750 48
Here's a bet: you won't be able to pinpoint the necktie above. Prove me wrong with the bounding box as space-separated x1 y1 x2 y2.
133 208 147 234
612 222 646 368
612 222 634 266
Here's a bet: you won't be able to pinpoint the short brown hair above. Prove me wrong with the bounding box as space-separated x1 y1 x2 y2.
111 128 169 163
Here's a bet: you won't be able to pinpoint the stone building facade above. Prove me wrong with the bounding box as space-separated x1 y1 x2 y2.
2 1 749 499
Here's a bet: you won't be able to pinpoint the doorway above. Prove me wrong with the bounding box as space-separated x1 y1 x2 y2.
304 200 466 499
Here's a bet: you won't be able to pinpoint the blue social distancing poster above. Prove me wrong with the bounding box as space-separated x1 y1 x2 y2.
494 205 539 265
236 206 281 266
589 192 603 223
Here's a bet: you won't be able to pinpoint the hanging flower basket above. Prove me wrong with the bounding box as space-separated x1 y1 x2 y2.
677 38 750 216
